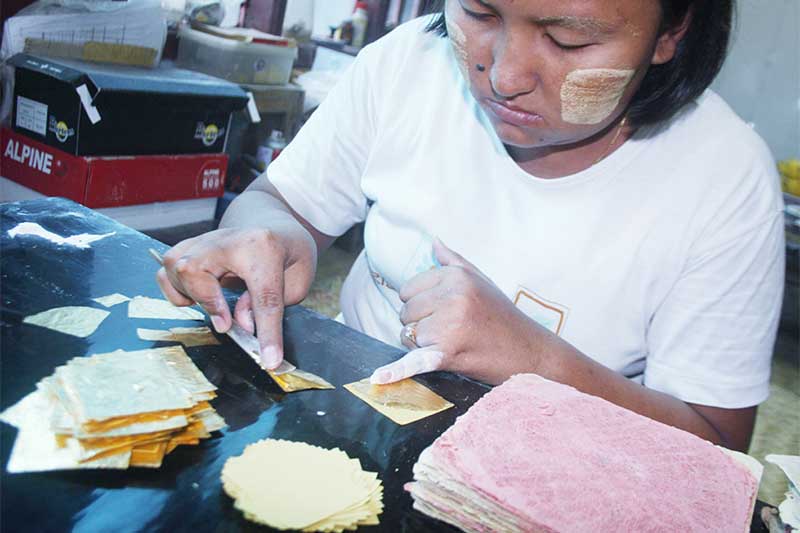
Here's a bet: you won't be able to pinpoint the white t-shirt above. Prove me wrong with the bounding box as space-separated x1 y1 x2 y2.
269 17 785 409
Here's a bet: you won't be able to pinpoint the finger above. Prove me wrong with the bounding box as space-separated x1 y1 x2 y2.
156 267 195 307
432 237 474 270
369 346 445 385
398 267 443 302
412 314 437 347
170 256 232 333
399 313 436 350
248 266 286 370
399 288 439 325
233 290 255 334
160 237 202 292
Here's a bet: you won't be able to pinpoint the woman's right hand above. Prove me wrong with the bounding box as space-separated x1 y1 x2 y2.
155 221 318 369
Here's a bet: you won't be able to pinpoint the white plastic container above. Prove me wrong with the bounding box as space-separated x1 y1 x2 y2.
177 24 297 85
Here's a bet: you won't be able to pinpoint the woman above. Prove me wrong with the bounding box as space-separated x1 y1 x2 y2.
158 0 784 452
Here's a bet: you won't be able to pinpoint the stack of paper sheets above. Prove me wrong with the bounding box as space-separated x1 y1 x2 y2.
0 346 226 472
407 374 761 533
222 439 383 531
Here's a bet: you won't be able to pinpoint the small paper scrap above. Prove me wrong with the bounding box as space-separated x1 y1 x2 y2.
766 454 800 528
93 293 131 308
222 439 383 531
128 296 205 321
23 306 110 338
7 222 114 249
344 378 453 425
137 327 220 347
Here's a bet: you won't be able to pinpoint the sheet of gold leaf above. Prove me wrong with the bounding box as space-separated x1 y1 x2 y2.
137 326 221 347
56 347 215 430
128 296 205 321
73 409 189 437
92 293 131 308
269 369 335 393
78 414 188 439
195 410 227 433
0 390 131 473
130 440 168 468
42 378 189 438
136 328 175 342
194 391 217 402
167 437 200 454
169 326 221 346
76 429 175 451
344 378 454 425
56 346 216 422
23 306 110 338
151 345 218 400
77 429 175 461
186 401 213 415
221 440 382 531
53 351 195 424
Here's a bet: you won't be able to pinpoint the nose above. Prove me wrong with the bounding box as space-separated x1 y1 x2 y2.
489 31 539 99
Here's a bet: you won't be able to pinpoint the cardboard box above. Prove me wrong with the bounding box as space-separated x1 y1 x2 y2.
9 53 250 156
1 128 226 208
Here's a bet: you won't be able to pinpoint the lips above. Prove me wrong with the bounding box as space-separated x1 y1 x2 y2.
484 99 544 127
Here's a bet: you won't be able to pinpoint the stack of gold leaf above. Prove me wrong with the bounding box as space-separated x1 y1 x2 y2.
0 346 226 473
222 439 383 532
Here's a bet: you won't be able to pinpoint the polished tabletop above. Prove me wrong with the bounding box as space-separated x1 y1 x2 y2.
1 198 490 532
0 198 769 533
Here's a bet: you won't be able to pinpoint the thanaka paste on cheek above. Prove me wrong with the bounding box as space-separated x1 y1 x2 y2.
560 68 635 125
445 15 471 88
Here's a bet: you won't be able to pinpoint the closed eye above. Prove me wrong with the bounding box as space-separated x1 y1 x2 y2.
462 7 495 21
459 0 496 21
547 35 593 50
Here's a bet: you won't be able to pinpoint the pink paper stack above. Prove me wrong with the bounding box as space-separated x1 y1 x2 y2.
406 374 759 533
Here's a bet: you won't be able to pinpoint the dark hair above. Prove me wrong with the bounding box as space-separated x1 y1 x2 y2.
423 0 734 127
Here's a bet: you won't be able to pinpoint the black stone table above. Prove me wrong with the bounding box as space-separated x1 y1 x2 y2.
0 198 770 533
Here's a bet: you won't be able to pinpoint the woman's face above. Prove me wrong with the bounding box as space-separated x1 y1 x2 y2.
445 0 684 148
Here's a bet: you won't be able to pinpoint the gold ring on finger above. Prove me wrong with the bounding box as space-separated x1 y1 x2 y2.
401 323 419 348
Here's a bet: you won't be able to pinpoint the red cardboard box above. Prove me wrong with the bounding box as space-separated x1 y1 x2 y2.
1 128 226 208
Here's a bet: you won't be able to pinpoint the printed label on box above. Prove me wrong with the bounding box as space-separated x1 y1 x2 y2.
48 117 75 143
16 96 48 136
194 122 224 147
3 135 53 175
201 167 222 191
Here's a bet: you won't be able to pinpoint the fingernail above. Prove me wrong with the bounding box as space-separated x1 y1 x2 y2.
260 345 282 369
370 370 392 385
210 315 226 333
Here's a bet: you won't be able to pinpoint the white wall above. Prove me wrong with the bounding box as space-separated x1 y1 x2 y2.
712 0 800 161
284 0 354 37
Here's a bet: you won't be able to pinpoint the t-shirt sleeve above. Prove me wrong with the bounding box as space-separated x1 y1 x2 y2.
266 46 381 237
643 136 785 409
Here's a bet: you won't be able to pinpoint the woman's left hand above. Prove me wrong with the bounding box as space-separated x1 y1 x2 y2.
369 239 555 385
